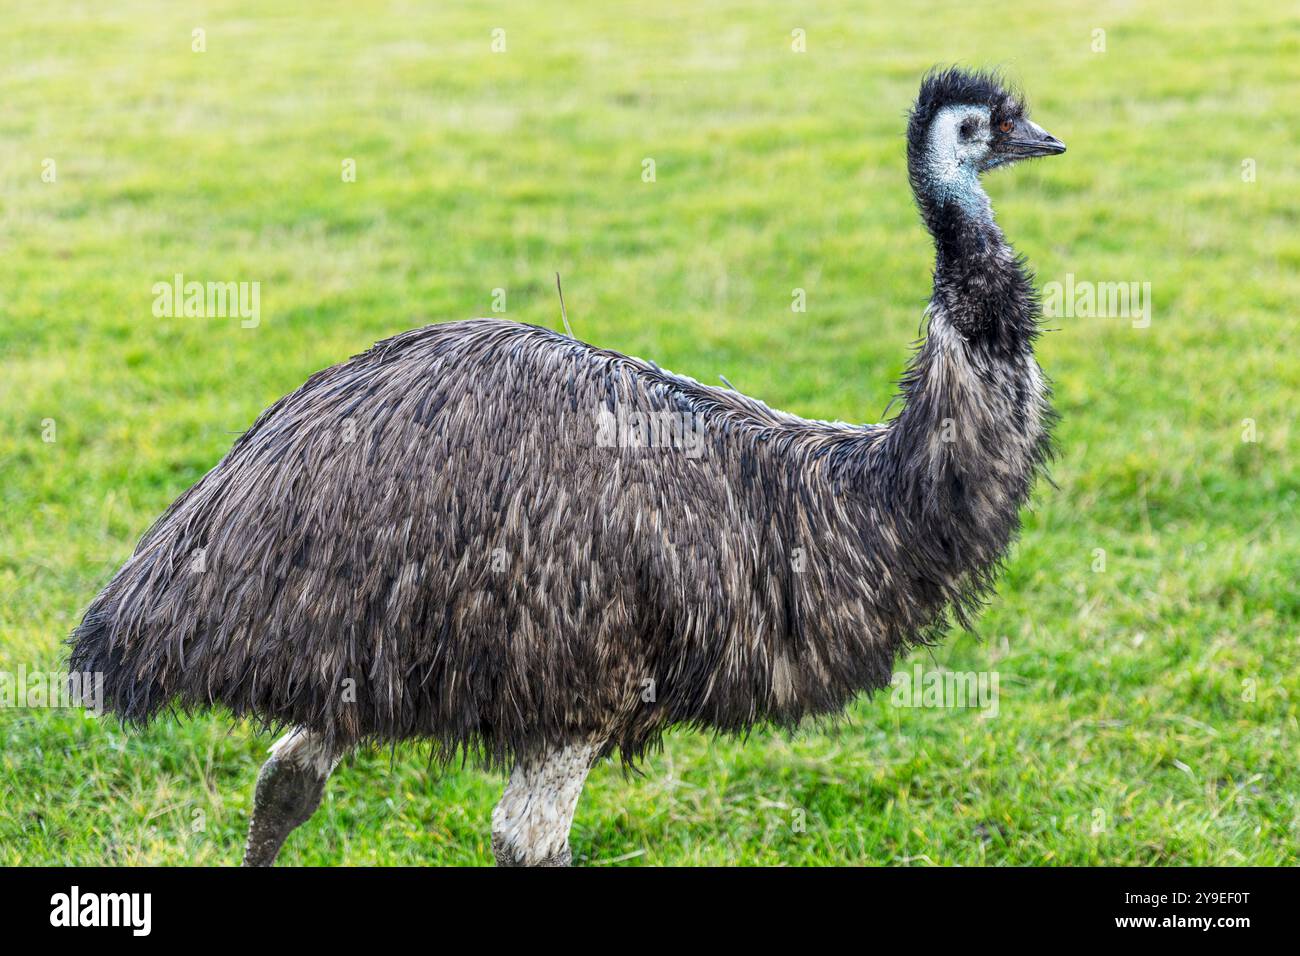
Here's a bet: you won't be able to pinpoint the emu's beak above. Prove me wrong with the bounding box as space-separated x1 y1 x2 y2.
1004 117 1066 158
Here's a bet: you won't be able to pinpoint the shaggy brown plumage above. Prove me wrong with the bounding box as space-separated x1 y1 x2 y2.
70 312 1049 767
70 68 1061 774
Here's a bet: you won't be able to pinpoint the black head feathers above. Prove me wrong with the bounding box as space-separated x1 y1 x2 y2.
907 67 1025 153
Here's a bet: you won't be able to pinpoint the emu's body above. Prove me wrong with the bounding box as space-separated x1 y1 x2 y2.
70 68 1062 865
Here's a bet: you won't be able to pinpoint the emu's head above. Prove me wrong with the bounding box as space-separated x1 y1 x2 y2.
907 68 1064 218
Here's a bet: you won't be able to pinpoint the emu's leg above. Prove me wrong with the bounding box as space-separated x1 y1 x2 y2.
491 741 601 867
242 727 343 867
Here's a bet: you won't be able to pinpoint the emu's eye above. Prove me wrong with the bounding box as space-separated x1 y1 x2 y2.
999 118 1014 134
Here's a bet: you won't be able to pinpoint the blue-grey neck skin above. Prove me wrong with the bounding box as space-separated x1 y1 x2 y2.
914 104 996 228
932 168 992 225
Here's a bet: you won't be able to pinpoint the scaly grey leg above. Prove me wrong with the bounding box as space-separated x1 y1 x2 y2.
242 728 343 866
491 741 601 866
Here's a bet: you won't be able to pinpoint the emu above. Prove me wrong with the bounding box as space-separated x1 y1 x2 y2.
69 68 1065 866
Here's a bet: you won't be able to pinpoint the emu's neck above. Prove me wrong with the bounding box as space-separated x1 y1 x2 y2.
912 166 1039 351
870 170 1052 628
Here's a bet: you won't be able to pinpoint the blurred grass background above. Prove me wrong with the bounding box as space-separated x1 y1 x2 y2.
1 0 1296 865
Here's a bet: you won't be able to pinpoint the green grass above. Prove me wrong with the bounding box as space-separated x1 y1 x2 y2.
1 0 1297 866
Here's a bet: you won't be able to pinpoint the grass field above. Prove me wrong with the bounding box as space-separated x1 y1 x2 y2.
1 0 1296 866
